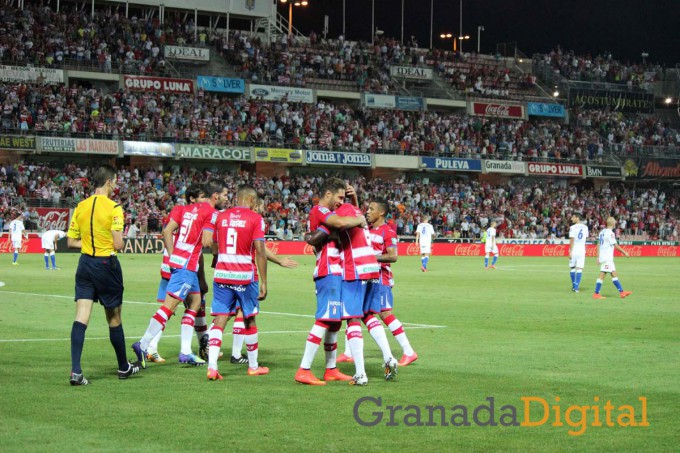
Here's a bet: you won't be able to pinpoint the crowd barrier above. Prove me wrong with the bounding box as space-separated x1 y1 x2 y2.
2 238 677 257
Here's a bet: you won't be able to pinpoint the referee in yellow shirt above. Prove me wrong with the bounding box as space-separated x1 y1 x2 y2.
67 165 141 385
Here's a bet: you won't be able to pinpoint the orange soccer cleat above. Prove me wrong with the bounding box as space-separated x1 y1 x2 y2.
489 265 497 269
336 353 354 363
323 367 353 381
619 291 633 299
398 352 419 367
247 366 270 376
207 368 223 381
592 293 606 300
294 368 326 386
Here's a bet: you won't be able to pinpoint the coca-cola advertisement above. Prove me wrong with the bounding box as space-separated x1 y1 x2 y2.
471 102 524 119
0 237 43 253
35 208 70 232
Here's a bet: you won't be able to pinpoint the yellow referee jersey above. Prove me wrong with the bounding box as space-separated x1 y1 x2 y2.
67 195 124 256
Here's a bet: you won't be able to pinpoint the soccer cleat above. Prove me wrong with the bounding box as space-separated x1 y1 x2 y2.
384 357 398 381
349 374 368 386
178 353 206 366
198 334 209 361
45 267 50 271
131 341 147 369
620 291 632 299
398 352 419 367
69 372 89 386
207 368 223 381
230 354 249 364
118 361 142 379
52 267 60 270
323 367 353 381
146 351 166 363
484 266 489 270
592 293 606 300
336 353 354 363
247 366 270 376
573 289 580 293
294 368 326 386
420 266 427 272
12 262 18 266
489 265 497 269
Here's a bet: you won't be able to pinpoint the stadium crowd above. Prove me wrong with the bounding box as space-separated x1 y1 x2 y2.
3 80 662 160
1 160 677 242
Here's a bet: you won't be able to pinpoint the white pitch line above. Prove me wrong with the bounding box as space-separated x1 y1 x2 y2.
0 290 448 330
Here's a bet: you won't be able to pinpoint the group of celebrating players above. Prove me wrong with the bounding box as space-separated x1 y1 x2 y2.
72 175 416 386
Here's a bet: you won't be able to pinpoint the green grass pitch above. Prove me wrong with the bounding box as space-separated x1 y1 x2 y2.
0 253 678 452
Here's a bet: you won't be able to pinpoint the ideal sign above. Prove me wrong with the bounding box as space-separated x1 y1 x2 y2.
389 66 433 80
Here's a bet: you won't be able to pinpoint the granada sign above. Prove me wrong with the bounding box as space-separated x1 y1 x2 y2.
164 45 210 62
177 144 251 161
471 102 524 119
528 163 583 177
305 151 371 167
390 66 433 80
484 160 525 174
585 165 623 178
421 157 482 172
124 75 194 94
35 208 70 231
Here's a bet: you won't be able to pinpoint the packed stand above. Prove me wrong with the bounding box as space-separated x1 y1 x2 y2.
2 161 677 243
2 80 617 161
0 3 204 75
539 47 663 89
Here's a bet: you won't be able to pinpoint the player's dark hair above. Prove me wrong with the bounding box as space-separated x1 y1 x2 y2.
204 178 226 199
371 197 390 217
92 164 116 189
186 184 204 203
319 177 346 198
573 211 582 219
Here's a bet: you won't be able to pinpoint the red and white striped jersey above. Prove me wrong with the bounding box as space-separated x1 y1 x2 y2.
369 223 398 287
168 202 217 273
213 207 265 285
335 203 380 281
160 204 184 279
308 204 342 279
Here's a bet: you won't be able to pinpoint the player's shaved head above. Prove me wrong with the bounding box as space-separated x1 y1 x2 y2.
237 184 258 209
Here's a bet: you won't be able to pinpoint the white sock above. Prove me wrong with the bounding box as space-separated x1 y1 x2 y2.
232 317 246 358
300 321 328 369
245 326 259 369
324 323 340 368
148 329 163 353
208 325 223 369
180 309 197 355
346 322 365 377
365 315 393 362
140 306 172 350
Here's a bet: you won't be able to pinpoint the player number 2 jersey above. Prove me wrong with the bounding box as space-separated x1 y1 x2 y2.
213 207 265 285
369 223 398 287
336 203 380 281
168 202 217 272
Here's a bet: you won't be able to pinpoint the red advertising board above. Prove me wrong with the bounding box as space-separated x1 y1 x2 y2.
527 162 583 177
471 102 524 119
35 208 70 231
123 75 194 94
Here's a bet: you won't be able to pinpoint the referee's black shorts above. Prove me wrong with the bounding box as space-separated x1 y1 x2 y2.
74 255 124 309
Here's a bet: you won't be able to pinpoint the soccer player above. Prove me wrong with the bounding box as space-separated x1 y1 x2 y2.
484 220 499 270
41 229 66 270
568 212 589 292
593 217 632 300
133 179 227 368
206 185 269 380
9 211 27 265
67 165 140 385
415 215 435 272
146 185 206 363
294 177 367 386
225 198 298 366
338 198 417 369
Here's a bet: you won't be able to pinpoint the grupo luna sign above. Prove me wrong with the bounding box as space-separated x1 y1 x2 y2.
305 151 372 167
